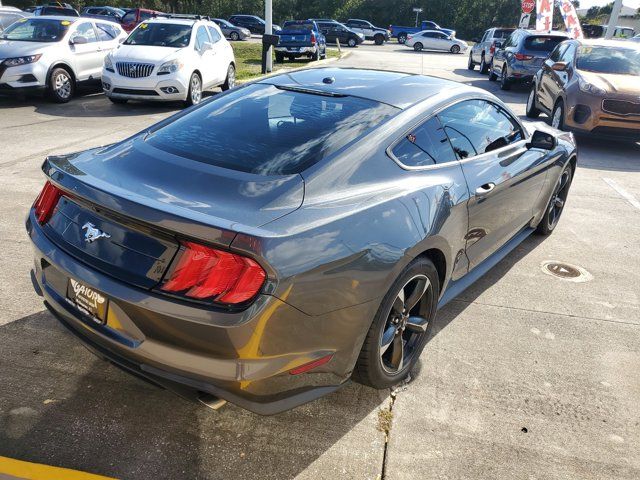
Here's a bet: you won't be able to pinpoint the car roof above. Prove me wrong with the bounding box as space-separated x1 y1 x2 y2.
145 17 202 26
578 38 640 49
259 67 469 110
519 29 569 37
26 15 78 21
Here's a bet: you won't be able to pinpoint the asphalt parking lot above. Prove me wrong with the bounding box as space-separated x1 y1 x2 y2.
1 42 639 479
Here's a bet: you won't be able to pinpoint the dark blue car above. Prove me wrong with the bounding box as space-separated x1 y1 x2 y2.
275 20 326 62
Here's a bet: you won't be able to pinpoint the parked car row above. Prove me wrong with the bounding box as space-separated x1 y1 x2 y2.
468 26 640 141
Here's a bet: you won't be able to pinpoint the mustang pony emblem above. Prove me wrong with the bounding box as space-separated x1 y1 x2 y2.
82 222 111 243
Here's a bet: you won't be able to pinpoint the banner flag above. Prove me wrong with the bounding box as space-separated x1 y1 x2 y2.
536 0 553 32
559 0 584 39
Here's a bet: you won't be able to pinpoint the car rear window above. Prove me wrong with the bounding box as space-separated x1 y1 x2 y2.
494 29 513 39
146 83 399 175
282 22 313 32
524 35 567 52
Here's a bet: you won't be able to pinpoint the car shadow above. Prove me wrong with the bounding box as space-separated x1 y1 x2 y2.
411 233 549 377
0 87 220 118
0 310 387 479
452 68 532 93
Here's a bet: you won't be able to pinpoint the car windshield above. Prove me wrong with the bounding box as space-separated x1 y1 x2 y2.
494 29 513 39
0 18 71 42
214 19 231 27
146 83 400 175
124 22 192 47
577 46 640 75
524 35 567 52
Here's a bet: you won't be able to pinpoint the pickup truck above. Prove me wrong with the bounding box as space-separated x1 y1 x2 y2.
390 20 455 44
275 20 327 62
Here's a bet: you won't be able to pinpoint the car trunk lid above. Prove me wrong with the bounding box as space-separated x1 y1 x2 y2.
39 138 304 288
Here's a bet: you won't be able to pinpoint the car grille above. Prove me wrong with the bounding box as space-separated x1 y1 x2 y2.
112 88 159 96
602 99 640 116
116 62 154 78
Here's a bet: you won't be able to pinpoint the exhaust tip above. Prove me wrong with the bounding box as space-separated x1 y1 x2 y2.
197 392 227 411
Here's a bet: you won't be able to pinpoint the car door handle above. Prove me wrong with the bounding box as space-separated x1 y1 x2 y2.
475 183 495 195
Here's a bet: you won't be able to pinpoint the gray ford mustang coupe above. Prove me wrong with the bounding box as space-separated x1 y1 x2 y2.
27 67 577 414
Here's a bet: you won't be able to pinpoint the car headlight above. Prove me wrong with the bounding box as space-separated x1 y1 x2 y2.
157 59 183 75
104 54 114 72
357 33 364 39
578 77 606 96
3 54 42 67
242 28 251 35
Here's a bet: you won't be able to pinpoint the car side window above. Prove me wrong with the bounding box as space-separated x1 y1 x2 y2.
391 117 456 167
207 26 221 43
436 32 447 39
559 44 577 63
549 43 567 62
195 25 210 50
74 22 98 43
122 11 135 23
96 22 118 41
481 31 489 42
438 100 524 160
422 32 435 38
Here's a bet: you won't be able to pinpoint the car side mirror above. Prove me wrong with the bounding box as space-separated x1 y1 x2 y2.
119 37 125 43
551 61 568 72
70 35 88 45
527 130 557 150
201 41 213 52
494 41 503 48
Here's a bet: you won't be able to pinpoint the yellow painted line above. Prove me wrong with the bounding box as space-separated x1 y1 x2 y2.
0 456 116 480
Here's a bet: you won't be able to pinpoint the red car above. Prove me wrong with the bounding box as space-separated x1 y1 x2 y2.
120 8 162 32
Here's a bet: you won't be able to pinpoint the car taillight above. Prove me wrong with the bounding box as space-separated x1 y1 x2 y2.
33 181 63 224
310 31 316 45
160 241 266 305
514 53 534 61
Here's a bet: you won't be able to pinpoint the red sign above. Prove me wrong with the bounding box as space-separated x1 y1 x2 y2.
522 0 535 14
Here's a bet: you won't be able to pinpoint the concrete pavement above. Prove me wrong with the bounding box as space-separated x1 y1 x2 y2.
0 42 639 479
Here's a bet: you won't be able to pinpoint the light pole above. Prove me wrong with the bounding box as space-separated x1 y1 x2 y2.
265 0 273 72
605 0 623 39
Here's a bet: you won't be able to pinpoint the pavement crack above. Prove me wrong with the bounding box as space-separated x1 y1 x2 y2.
378 377 411 479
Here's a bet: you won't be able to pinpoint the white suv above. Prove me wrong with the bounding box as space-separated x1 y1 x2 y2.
102 16 235 106
0 16 126 102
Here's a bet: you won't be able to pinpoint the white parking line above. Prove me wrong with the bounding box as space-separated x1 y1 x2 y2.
603 177 640 211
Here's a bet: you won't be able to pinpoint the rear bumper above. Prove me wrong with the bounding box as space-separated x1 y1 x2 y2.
275 46 318 57
26 211 365 414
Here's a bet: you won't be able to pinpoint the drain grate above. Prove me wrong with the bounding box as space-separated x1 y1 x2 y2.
541 261 592 282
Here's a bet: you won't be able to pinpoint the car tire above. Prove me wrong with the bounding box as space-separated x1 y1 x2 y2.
413 42 423 52
537 164 572 235
48 67 74 103
313 48 320 61
450 44 460 54
230 31 239 41
526 87 541 118
321 47 327 59
467 52 475 70
488 61 498 81
500 66 511 90
353 257 439 389
221 64 235 91
184 72 202 107
374 34 384 45
347 38 357 48
108 97 127 104
397 33 407 44
479 54 489 74
551 100 565 130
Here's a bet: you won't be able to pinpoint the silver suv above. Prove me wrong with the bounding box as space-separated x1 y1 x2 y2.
0 16 126 102
468 27 514 73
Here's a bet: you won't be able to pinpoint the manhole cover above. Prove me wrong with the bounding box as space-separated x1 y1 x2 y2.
541 261 592 283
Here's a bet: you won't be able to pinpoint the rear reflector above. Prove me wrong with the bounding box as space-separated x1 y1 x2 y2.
161 241 266 304
33 181 63 224
289 354 334 375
